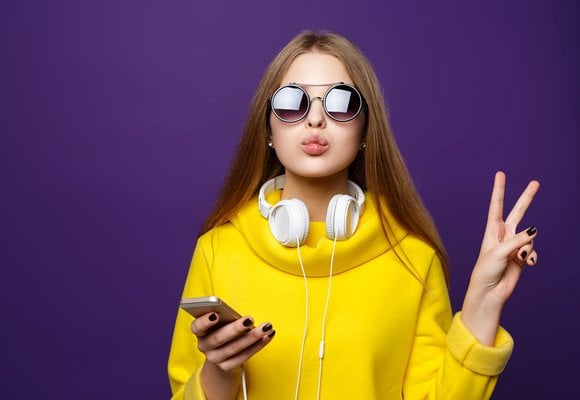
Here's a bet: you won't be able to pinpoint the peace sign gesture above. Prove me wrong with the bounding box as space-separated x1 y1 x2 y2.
461 171 540 345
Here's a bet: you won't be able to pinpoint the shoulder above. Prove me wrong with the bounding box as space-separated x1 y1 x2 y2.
196 195 265 249
366 192 442 280
196 220 240 250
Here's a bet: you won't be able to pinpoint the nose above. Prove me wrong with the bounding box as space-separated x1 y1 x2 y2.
305 97 326 128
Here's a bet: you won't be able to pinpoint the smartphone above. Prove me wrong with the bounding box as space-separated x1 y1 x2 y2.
179 296 242 328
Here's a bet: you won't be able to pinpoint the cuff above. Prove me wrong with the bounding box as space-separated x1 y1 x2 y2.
446 312 514 376
184 365 206 400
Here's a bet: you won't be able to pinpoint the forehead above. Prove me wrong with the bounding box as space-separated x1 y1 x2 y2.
280 52 353 86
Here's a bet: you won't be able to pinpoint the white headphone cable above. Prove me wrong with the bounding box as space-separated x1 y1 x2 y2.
294 237 310 400
241 364 248 400
316 229 338 400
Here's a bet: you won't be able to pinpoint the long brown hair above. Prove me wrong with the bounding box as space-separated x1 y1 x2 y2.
199 31 449 285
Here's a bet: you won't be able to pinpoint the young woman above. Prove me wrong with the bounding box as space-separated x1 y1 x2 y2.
168 31 539 400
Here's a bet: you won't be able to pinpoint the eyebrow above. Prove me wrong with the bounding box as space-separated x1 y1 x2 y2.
287 81 346 86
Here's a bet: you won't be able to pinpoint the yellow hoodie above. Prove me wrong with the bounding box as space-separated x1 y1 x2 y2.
168 192 513 399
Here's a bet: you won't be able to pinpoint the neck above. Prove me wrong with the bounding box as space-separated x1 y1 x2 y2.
281 172 349 221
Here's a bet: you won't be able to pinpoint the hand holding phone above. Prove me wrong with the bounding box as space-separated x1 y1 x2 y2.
184 297 275 400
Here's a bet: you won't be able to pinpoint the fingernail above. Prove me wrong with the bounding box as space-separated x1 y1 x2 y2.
531 256 536 263
262 323 273 332
268 330 276 338
526 226 537 236
520 250 528 259
243 318 253 327
208 313 217 321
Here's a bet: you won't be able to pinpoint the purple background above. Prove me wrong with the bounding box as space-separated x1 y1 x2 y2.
1 0 578 398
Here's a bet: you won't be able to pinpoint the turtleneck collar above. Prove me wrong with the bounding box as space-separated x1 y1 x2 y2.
230 190 408 277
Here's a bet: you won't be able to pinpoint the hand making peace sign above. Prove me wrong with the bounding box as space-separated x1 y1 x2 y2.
461 171 540 345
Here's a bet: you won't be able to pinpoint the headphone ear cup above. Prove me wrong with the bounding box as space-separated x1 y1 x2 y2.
269 199 309 246
326 194 359 240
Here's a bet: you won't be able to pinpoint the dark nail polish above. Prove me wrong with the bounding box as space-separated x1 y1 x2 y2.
208 313 217 321
243 318 253 327
262 323 273 332
268 330 276 338
520 250 528 259
526 226 537 236
531 257 536 263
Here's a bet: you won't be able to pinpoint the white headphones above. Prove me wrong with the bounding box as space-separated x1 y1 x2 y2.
258 175 366 247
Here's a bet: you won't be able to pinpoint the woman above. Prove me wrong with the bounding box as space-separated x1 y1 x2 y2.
168 31 539 399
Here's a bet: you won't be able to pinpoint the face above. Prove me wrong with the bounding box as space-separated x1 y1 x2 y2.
269 52 365 182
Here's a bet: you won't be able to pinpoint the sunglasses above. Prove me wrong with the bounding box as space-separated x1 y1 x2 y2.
270 82 364 123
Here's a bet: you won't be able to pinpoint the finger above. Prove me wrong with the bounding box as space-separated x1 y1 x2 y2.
218 328 276 372
515 242 534 263
197 317 255 352
505 180 540 229
486 171 506 227
209 322 274 362
495 225 538 259
190 312 221 337
526 250 538 267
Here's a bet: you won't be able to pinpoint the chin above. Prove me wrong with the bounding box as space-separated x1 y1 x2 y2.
284 168 349 181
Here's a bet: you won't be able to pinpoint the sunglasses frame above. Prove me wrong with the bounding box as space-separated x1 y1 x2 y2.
269 82 364 123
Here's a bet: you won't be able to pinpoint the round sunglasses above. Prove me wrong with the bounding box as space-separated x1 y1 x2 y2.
270 82 364 123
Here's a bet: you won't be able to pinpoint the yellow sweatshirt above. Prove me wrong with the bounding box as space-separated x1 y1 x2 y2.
168 192 513 399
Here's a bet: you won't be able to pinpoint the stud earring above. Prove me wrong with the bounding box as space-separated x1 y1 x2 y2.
268 141 273 148
359 142 367 150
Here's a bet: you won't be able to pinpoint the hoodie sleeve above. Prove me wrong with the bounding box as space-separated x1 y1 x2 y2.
402 254 514 399
168 237 215 400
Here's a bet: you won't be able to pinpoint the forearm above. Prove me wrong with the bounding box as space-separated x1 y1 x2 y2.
460 283 503 346
404 260 512 400
201 361 242 400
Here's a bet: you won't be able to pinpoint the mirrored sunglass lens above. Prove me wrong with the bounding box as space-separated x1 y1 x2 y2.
325 86 361 121
272 86 308 121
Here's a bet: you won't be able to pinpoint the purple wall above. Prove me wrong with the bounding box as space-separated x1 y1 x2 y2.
1 1 578 398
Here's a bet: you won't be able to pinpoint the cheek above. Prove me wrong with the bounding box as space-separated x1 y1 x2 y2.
340 122 365 147
269 120 294 149
269 116 283 143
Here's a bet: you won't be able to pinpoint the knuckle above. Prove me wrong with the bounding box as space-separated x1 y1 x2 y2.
219 361 237 373
190 321 199 334
210 333 223 348
249 327 267 339
205 351 220 365
190 318 211 337
197 339 208 353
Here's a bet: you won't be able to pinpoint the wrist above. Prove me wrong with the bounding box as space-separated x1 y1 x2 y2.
461 288 504 346
201 361 241 400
